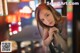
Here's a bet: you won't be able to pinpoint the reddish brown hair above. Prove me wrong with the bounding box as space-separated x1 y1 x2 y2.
35 3 62 28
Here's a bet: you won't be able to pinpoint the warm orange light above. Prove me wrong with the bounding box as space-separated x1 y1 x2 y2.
6 15 19 23
20 13 31 19
15 11 21 22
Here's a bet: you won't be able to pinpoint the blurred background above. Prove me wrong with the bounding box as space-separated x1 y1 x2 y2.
0 0 76 53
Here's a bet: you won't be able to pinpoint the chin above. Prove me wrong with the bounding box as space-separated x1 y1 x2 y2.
48 24 56 27
44 24 55 28
49 24 54 26
49 25 54 27
50 25 54 26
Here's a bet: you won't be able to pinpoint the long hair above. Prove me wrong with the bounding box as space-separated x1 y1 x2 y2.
35 3 62 28
35 3 62 37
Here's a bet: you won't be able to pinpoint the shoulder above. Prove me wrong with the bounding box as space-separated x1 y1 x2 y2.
57 16 67 31
58 16 67 40
59 16 67 28
60 16 67 24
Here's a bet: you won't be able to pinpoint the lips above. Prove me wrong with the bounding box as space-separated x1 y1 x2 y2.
49 22 53 25
50 22 52 24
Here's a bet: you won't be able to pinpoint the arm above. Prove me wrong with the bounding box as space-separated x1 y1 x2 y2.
49 27 68 53
42 28 53 46
42 28 54 53
42 27 68 53
53 32 68 53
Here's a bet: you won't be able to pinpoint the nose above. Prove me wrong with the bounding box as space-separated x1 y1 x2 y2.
45 19 50 24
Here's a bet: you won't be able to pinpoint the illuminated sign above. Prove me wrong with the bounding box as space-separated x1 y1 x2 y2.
6 14 20 23
0 0 3 16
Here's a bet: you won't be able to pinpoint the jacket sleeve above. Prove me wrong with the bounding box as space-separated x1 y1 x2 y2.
61 17 67 41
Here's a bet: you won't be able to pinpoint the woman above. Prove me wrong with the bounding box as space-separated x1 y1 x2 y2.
35 3 68 53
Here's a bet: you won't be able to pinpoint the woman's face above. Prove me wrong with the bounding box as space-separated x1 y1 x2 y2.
39 9 55 26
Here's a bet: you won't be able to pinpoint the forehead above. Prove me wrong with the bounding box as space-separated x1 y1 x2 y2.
39 9 51 18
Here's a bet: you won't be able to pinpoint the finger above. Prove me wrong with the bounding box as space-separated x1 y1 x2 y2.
50 27 59 32
43 29 49 40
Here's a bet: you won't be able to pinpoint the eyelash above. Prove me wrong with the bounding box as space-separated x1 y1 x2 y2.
46 14 49 17
41 14 50 21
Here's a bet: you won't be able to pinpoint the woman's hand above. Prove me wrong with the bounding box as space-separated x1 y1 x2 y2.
49 27 59 37
42 27 59 46
49 27 68 53
42 28 53 46
42 28 49 40
42 27 67 52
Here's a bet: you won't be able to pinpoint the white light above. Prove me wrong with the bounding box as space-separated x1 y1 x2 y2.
35 43 40 47
19 6 32 13
33 41 36 43
7 0 19 2
13 31 18 34
29 1 35 10
0 0 3 16
9 28 12 31
21 50 25 53
4 0 8 15
67 28 72 32
18 26 22 31
50 2 62 8
9 24 11 27
32 19 37 26
12 22 16 24
47 1 50 5
27 47 31 51
51 0 54 3
9 32 12 36
32 12 35 17
36 3 41 7
21 41 31 47
18 22 21 25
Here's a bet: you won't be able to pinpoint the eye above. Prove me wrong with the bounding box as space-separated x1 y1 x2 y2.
46 14 49 17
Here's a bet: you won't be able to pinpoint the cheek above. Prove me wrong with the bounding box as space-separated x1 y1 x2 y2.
43 21 47 24
51 16 55 21
42 21 48 25
49 16 54 21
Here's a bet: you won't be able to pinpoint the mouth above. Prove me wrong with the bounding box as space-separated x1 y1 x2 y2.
49 22 53 25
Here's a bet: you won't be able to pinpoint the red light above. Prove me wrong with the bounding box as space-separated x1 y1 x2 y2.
67 12 73 21
10 23 19 32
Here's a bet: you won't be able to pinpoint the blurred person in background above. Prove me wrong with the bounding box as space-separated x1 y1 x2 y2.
35 3 68 53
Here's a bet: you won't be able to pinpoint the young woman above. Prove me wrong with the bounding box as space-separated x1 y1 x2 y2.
35 3 68 53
